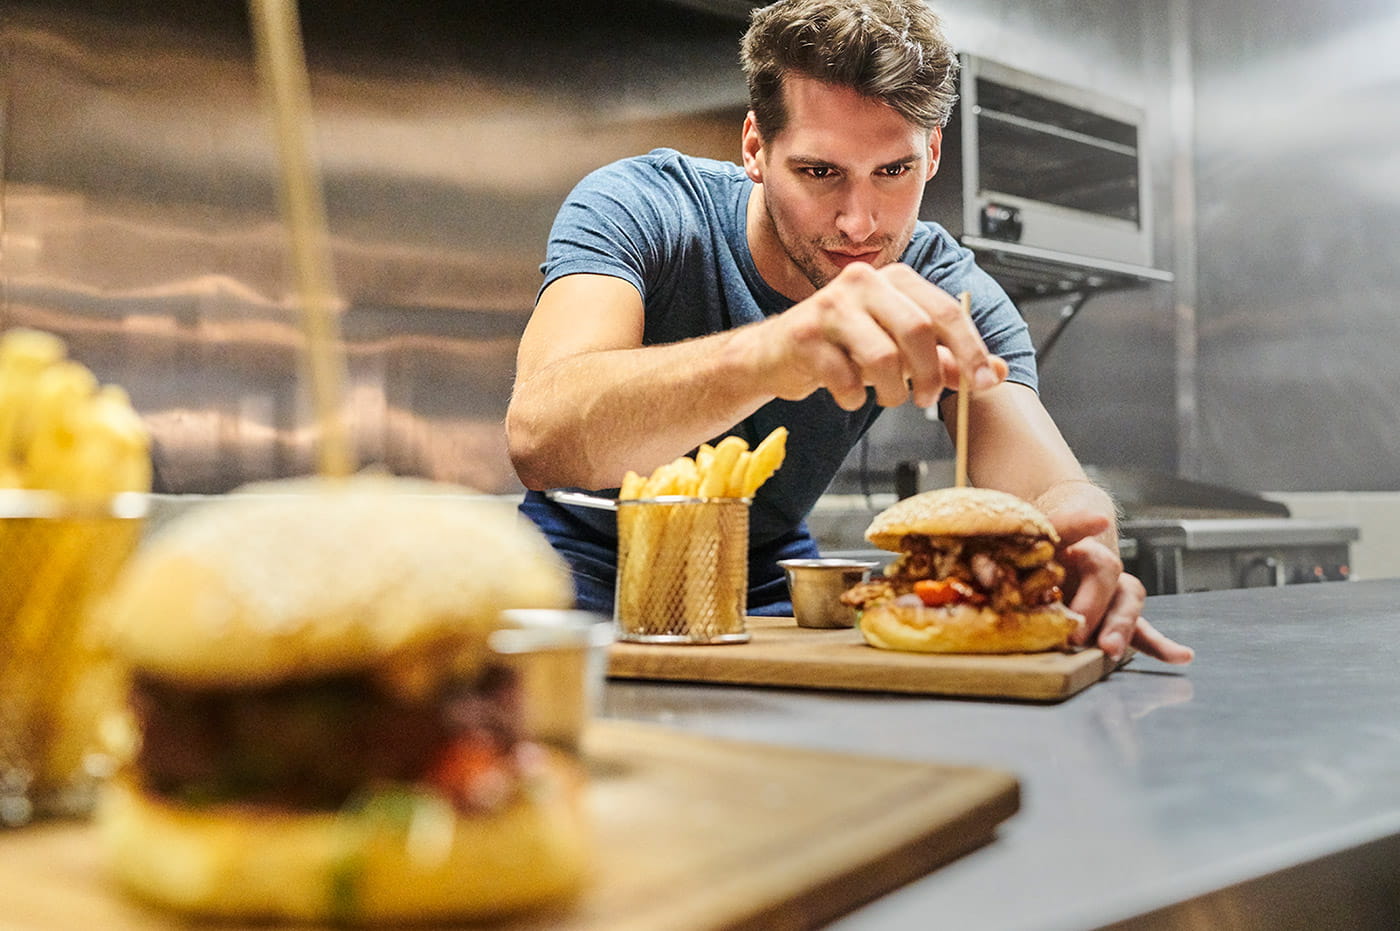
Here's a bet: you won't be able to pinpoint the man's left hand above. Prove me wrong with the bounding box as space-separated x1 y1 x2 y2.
1051 512 1194 665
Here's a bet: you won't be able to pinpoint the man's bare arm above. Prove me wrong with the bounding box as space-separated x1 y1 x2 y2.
511 264 1009 491
507 274 773 490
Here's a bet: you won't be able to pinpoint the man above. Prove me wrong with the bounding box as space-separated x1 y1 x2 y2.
507 0 1192 664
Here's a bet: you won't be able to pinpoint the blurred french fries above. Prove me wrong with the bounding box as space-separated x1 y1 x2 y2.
614 427 788 640
0 327 151 812
0 328 152 498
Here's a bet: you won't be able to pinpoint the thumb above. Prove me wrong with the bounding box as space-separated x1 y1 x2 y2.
1049 510 1112 547
936 347 1009 387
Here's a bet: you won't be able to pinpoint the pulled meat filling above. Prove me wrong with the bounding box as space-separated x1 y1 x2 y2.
130 664 526 814
843 533 1066 612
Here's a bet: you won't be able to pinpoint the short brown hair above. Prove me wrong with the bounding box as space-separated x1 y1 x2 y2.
740 0 959 138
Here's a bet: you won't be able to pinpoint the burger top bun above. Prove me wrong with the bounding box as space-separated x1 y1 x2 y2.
866 486 1059 552
101 474 573 687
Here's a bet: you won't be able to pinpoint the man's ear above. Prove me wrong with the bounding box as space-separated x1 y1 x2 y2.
925 125 943 180
741 111 765 183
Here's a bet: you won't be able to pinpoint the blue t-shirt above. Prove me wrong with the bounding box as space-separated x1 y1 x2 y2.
520 148 1037 611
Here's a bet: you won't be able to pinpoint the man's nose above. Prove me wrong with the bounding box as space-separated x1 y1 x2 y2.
834 184 879 243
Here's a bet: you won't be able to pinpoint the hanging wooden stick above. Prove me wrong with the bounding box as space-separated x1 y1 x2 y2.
249 0 354 478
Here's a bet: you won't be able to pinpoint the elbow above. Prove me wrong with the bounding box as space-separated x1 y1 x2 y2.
507 402 596 490
506 410 554 491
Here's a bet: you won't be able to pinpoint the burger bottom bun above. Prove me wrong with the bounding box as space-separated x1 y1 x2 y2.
859 601 1082 654
98 754 589 924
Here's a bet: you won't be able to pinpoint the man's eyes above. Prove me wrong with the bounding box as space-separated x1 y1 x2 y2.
799 164 913 180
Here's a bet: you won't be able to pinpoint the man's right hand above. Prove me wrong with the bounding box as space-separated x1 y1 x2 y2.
740 261 1008 411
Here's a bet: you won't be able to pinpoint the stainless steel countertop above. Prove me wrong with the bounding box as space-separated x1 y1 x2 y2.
599 579 1400 929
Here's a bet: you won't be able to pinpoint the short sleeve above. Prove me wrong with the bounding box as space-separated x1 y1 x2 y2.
539 152 683 303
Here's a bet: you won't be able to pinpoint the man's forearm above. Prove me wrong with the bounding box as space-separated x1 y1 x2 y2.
507 328 771 490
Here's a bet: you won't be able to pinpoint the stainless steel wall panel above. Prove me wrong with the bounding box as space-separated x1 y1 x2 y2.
1191 0 1400 491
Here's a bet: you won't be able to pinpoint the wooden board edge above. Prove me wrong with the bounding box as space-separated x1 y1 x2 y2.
732 771 1021 931
607 649 1115 703
589 727 1021 931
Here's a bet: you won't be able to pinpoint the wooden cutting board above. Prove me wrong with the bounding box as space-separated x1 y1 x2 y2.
610 616 1124 702
0 720 1019 931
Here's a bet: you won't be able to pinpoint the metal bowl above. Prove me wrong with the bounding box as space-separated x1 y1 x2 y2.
778 558 881 629
491 609 613 750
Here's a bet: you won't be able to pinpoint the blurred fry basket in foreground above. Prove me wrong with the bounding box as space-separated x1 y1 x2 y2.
0 491 147 827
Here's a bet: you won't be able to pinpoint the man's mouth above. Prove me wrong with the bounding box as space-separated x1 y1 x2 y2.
824 249 882 269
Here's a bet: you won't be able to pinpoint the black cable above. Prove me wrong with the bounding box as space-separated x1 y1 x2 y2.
1036 291 1091 364
859 432 874 510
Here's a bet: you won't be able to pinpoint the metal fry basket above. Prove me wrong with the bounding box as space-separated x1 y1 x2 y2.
0 491 147 827
615 496 750 644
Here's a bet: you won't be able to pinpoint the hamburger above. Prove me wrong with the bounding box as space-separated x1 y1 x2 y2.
842 487 1083 653
95 474 590 923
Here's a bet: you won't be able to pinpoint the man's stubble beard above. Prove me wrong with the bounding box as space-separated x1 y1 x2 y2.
764 198 912 292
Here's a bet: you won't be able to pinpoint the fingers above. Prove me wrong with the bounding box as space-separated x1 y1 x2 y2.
1059 539 1126 646
935 346 1008 392
775 262 1007 409
880 264 1001 400
1082 575 1143 661
816 296 920 408
1130 617 1195 665
1062 547 1195 664
802 338 869 411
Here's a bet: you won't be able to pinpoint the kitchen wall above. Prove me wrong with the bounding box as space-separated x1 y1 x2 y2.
0 0 751 493
1188 0 1400 494
2 0 1395 518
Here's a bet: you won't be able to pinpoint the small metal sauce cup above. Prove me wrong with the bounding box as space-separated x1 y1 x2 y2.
778 558 880 629
491 609 614 752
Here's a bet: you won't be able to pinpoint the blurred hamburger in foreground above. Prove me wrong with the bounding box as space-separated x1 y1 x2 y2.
842 487 1083 654
95 474 589 923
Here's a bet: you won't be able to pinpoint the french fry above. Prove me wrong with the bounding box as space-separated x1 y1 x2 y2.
695 443 715 477
699 435 747 499
727 450 752 498
619 470 645 500
0 329 66 470
640 462 672 498
672 456 700 496
685 436 742 631
742 426 788 496
615 500 649 629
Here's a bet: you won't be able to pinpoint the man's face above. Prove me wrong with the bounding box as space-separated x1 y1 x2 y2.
743 74 941 296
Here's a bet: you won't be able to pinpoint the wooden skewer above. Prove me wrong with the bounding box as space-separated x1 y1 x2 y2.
249 0 354 478
954 291 971 488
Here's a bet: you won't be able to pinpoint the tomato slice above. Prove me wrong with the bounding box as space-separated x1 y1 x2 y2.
913 578 985 607
426 735 506 800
